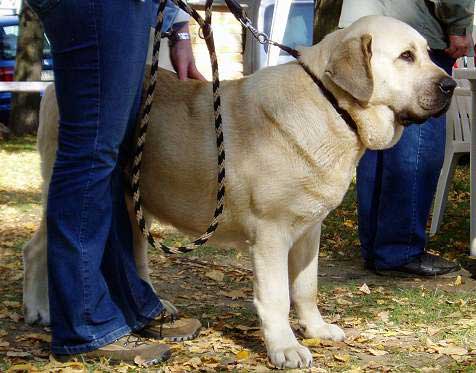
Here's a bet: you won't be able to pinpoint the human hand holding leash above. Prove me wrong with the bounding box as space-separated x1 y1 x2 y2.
445 34 472 59
170 23 206 81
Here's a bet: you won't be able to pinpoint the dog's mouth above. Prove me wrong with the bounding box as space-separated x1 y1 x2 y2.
394 97 452 127
393 109 427 127
431 100 451 119
416 80 454 119
419 94 452 113
396 80 455 126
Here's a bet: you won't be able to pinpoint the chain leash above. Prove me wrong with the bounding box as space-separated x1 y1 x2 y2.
223 0 300 58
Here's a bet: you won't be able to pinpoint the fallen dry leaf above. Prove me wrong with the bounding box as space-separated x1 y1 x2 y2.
302 338 322 347
184 356 202 368
342 366 364 373
436 345 467 356
7 351 31 357
454 275 463 286
377 311 389 322
8 312 21 322
234 325 259 332
43 359 86 372
236 350 250 361
2 301 20 308
336 298 353 305
0 340 10 348
420 367 441 373
7 363 39 372
20 333 51 343
205 269 225 282
363 361 390 372
427 326 441 336
368 348 388 356
359 283 371 295
218 289 247 300
134 355 149 367
334 353 351 362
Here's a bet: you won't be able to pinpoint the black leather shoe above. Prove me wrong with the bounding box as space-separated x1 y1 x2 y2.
370 252 460 277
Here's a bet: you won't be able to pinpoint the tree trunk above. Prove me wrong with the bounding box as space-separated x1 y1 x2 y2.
313 0 344 44
9 3 44 136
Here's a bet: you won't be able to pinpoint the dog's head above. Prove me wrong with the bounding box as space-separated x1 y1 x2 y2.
304 16 455 149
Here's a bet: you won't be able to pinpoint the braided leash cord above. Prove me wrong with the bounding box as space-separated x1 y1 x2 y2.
131 0 225 255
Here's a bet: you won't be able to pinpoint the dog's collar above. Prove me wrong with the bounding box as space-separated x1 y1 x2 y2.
298 61 358 133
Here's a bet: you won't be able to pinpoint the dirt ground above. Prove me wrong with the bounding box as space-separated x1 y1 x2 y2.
1 137 475 372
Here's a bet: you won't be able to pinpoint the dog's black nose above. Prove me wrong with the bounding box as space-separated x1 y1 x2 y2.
438 77 457 95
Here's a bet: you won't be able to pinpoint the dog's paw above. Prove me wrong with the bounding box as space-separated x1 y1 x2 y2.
23 300 50 325
305 323 345 341
268 343 313 369
23 273 50 325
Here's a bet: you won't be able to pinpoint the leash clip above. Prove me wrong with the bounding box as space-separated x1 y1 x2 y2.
240 18 269 45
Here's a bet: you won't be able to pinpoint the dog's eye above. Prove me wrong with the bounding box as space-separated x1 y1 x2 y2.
399 51 415 63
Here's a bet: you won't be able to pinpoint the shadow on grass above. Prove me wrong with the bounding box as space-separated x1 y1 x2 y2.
0 189 42 205
0 136 37 153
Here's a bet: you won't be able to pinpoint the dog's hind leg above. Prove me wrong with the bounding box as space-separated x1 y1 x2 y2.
126 195 178 317
23 217 50 325
126 195 155 290
251 228 313 369
289 223 345 341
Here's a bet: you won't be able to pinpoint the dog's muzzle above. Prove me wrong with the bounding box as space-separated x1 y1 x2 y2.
416 76 456 118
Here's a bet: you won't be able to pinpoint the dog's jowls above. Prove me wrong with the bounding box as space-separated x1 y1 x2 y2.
23 16 454 368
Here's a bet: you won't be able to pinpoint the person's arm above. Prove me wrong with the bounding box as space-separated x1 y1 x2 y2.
170 21 206 81
168 4 206 81
429 0 474 58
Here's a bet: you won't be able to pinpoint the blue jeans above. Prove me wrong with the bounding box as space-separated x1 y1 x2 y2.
29 0 177 355
356 50 454 270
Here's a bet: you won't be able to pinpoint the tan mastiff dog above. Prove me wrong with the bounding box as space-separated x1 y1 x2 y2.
23 16 455 368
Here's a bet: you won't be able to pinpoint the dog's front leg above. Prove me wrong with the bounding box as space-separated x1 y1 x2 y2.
289 224 345 341
125 196 179 317
251 231 313 369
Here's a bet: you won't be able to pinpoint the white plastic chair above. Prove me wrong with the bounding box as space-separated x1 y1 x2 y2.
430 59 473 237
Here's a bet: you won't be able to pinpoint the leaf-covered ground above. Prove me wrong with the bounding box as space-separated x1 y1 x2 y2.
1 137 475 372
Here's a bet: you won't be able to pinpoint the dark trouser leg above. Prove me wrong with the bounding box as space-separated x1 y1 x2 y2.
357 50 454 269
37 0 163 354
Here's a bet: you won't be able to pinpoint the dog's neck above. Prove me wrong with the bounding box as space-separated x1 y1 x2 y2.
298 35 403 151
297 60 358 134
297 30 344 78
297 32 360 135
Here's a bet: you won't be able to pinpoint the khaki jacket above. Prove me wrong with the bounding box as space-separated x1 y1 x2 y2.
339 0 474 50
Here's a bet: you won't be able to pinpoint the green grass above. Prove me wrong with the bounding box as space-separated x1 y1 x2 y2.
339 285 475 324
0 136 36 153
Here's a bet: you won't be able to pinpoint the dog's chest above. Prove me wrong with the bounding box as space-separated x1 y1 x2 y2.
291 165 355 221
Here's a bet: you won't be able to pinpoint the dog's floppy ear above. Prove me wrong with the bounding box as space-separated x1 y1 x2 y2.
325 34 373 103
